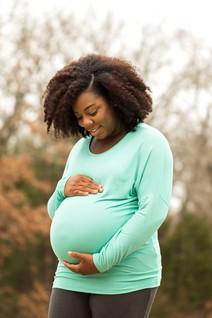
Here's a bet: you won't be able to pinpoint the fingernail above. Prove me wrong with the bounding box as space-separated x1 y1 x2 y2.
68 251 72 255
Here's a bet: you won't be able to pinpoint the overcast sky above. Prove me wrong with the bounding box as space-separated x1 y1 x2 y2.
1 0 212 46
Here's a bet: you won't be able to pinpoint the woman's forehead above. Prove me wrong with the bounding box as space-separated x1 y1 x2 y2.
72 91 102 113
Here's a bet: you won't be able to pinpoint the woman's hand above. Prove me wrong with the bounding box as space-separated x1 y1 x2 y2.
63 251 100 275
64 175 103 196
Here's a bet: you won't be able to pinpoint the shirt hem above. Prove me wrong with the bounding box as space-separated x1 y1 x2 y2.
52 277 161 295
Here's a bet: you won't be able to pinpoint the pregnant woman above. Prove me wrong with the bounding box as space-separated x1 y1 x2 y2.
43 54 173 318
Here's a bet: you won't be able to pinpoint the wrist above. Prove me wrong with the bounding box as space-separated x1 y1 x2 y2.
56 175 71 199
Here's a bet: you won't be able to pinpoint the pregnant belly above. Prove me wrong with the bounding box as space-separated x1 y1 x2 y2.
50 195 126 263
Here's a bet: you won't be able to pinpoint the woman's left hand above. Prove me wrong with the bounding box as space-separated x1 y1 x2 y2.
63 251 100 275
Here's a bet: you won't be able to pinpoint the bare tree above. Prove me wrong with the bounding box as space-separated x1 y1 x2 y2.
0 1 212 219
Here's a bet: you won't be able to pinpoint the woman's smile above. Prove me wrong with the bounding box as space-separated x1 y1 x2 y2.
89 126 102 136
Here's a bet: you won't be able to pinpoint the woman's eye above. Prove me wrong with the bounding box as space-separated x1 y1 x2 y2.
76 111 97 121
89 111 97 116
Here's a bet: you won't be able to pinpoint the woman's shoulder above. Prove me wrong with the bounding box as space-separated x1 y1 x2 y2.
134 123 170 147
134 123 173 164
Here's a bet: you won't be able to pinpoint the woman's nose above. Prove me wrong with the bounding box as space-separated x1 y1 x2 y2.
79 117 94 128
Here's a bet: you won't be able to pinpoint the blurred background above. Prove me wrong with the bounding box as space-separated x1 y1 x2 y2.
0 0 212 317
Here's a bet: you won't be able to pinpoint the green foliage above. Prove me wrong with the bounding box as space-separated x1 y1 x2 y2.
14 156 64 207
154 212 212 316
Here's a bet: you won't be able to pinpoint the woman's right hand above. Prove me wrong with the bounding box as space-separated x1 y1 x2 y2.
64 175 103 197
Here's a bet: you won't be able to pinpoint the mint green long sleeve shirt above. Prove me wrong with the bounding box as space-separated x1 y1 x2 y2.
47 123 173 294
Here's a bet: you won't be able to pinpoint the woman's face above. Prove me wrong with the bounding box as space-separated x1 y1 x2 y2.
72 90 124 141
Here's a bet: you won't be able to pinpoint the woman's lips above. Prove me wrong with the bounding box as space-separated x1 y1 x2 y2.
89 126 101 135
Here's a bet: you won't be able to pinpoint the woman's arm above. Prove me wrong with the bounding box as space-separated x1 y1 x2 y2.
47 150 72 219
47 175 70 219
93 135 173 273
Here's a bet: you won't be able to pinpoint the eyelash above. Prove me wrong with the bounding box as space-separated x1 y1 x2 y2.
89 111 97 116
76 111 97 121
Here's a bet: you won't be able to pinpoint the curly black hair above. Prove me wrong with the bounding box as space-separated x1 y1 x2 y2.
43 54 152 138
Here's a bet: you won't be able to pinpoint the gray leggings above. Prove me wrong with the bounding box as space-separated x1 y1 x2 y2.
48 287 158 318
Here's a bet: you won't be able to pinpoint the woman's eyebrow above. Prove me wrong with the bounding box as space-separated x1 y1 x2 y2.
74 103 96 114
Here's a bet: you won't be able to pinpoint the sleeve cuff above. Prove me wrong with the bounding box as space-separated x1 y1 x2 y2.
55 175 70 199
93 253 106 273
93 253 113 273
